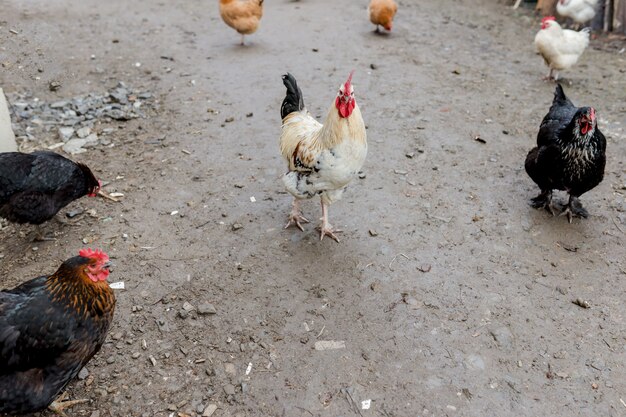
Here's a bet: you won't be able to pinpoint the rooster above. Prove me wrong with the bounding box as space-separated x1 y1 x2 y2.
279 72 367 242
534 16 590 81
557 0 598 27
219 0 263 45
368 0 398 33
0 248 115 415
0 151 101 240
525 85 606 222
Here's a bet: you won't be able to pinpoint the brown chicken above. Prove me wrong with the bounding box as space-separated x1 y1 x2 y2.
279 72 367 242
369 0 398 32
0 248 115 416
219 0 264 45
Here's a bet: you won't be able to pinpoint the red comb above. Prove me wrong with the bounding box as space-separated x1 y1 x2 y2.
79 248 109 262
541 16 556 23
344 70 355 89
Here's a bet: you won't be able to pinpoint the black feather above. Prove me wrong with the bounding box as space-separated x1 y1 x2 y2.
280 73 305 120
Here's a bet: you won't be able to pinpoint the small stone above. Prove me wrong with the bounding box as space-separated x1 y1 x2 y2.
178 309 189 319
82 133 99 147
89 411 100 417
198 303 217 315
246 112 253 118
76 126 91 138
49 80 62 91
358 171 366 179
224 363 236 375
203 404 218 417
232 223 243 231
370 63 377 70
225 117 234 123
368 229 378 237
418 263 432 273
182 302 195 312
63 138 87 154
106 356 116 364
223 384 236 396
78 367 89 380
405 152 415 158
66 208 84 218
58 127 74 141
394 169 408 175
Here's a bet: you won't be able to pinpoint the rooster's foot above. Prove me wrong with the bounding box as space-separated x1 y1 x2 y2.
530 191 557 216
48 392 89 417
285 213 309 232
285 200 309 231
318 222 341 242
559 197 588 223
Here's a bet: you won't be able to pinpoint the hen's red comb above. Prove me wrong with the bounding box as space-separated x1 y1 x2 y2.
79 248 109 262
542 16 556 23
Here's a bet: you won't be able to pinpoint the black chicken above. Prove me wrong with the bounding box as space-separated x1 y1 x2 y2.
0 151 101 236
525 84 606 222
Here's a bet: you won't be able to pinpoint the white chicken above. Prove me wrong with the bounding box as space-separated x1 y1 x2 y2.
534 16 590 81
557 0 598 26
279 72 367 242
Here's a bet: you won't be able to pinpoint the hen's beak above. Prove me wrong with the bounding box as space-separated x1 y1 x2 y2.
102 261 113 270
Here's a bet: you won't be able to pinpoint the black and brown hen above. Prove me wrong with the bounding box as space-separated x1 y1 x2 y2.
525 84 606 222
0 248 115 416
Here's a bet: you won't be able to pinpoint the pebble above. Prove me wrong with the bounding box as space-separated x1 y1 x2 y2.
7 82 155 153
202 404 218 417
223 384 236 395
78 367 89 380
198 303 217 315
58 127 74 141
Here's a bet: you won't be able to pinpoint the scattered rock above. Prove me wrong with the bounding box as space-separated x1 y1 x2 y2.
197 303 217 315
202 404 218 417
223 384 236 396
78 367 89 380
7 82 156 151
63 138 88 154
314 340 346 350
58 127 74 141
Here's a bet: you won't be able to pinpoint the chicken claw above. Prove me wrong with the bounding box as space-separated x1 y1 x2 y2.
48 392 89 417
318 222 342 242
285 200 309 231
530 190 557 216
559 196 588 223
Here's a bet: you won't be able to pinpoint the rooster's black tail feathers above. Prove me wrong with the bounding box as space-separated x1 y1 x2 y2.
281 73 305 120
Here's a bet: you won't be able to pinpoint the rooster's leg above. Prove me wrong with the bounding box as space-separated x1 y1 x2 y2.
530 190 557 216
318 201 341 242
375 25 380 33
240 34 245 46
284 199 309 231
560 195 588 223
48 392 89 417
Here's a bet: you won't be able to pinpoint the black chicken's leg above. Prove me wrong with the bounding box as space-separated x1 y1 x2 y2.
560 195 588 223
530 190 557 216
48 392 89 417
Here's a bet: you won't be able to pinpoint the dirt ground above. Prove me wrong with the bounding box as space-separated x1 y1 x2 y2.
1 0 626 416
